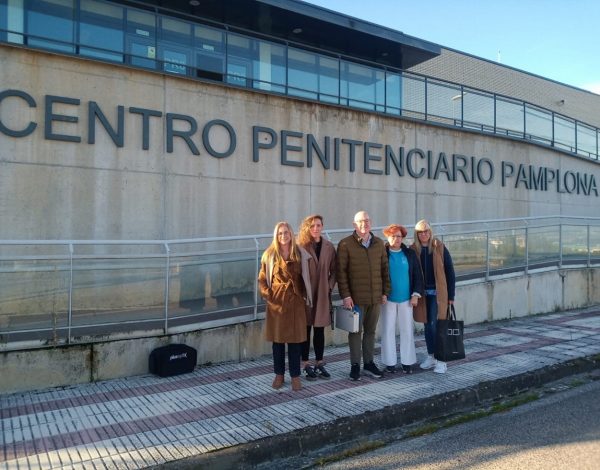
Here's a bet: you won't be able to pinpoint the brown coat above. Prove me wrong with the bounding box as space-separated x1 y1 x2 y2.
258 257 307 343
411 239 449 323
301 238 337 327
336 232 390 305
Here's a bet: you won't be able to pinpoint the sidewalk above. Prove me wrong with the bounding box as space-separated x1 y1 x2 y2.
1 307 599 470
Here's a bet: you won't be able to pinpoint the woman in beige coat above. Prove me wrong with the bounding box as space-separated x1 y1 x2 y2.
297 215 337 380
258 221 312 391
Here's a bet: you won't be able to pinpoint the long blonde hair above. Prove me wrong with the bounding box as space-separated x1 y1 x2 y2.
261 221 301 264
413 219 435 253
297 214 324 246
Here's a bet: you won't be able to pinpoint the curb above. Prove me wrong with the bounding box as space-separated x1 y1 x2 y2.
155 354 599 469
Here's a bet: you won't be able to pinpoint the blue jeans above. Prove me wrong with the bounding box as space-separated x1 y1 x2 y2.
424 295 438 355
272 342 302 377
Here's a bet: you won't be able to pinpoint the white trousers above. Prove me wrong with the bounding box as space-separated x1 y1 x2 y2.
380 300 417 367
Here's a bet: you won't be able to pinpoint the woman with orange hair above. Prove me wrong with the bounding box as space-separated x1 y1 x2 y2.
380 224 424 374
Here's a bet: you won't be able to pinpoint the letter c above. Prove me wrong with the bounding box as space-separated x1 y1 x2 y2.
0 90 37 137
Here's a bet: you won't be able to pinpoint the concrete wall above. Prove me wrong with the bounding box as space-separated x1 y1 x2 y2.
1 267 598 394
1 45 599 243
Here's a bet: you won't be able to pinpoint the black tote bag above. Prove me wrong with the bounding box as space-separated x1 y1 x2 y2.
434 304 466 362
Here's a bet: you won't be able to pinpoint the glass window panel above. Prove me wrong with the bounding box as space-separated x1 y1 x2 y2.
401 73 425 118
488 230 526 272
226 33 285 92
385 72 401 115
591 227 600 264
80 0 123 62
194 24 224 81
318 55 339 103
528 226 559 266
576 123 597 158
561 225 589 263
525 104 552 144
444 234 487 277
288 47 318 98
226 33 252 87
4 0 24 44
27 0 74 53
426 79 460 124
554 115 575 152
463 90 494 131
341 61 383 111
496 97 524 137
253 39 285 93
126 9 156 69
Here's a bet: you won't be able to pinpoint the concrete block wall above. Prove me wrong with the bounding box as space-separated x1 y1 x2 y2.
1 267 598 394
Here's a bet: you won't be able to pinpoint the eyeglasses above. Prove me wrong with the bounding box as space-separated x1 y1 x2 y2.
389 235 403 238
355 219 370 224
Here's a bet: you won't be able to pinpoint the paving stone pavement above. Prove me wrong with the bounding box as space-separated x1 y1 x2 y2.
1 307 599 470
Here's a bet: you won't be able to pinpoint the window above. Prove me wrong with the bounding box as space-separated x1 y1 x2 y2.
125 8 156 69
195 24 224 81
27 0 74 53
341 61 384 111
288 47 339 103
79 0 123 62
226 33 285 93
159 18 191 75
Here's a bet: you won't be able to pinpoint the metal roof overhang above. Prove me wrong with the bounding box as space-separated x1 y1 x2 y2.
120 0 441 69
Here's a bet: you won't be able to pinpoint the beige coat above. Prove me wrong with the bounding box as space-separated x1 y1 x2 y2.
301 238 337 327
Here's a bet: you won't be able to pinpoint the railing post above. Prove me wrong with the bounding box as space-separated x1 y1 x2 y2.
587 225 591 268
485 230 490 281
68 243 74 345
559 224 563 268
254 237 260 320
524 226 529 275
164 243 170 334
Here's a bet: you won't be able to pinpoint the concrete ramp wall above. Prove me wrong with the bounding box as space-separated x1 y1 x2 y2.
1 267 598 394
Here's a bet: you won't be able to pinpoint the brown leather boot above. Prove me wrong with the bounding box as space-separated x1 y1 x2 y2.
291 376 302 391
272 374 284 389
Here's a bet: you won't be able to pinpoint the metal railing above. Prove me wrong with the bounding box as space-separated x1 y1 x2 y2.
0 216 599 351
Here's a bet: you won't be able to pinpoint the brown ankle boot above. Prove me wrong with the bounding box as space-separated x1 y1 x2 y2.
272 374 284 389
291 376 302 391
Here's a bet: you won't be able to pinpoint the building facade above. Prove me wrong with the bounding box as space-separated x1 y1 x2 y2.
1 0 599 242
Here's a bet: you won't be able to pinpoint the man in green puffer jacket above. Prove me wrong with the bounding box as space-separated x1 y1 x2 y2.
337 210 390 381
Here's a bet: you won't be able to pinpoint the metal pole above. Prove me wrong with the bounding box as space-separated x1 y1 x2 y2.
524 227 529 275
164 243 170 334
485 230 490 281
254 238 260 319
587 225 591 268
559 224 563 268
68 243 73 345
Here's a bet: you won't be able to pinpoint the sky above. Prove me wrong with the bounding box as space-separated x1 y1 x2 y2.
302 0 600 95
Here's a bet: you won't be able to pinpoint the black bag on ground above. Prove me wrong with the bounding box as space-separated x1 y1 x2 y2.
149 343 197 377
434 304 466 362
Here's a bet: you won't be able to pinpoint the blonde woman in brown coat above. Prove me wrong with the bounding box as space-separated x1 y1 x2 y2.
258 222 312 391
297 214 337 380
411 219 456 374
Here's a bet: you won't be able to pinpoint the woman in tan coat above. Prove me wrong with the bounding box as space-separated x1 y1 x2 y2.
258 222 312 391
297 214 337 380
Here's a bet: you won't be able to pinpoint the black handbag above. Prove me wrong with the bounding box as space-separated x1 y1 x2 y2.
434 304 465 362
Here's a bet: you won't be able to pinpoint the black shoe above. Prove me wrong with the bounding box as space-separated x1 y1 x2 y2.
350 363 361 381
304 365 318 381
386 365 396 373
402 364 413 374
316 364 331 379
363 361 383 378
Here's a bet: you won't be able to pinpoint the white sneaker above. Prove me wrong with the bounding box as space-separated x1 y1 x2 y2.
420 355 436 370
433 361 447 374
